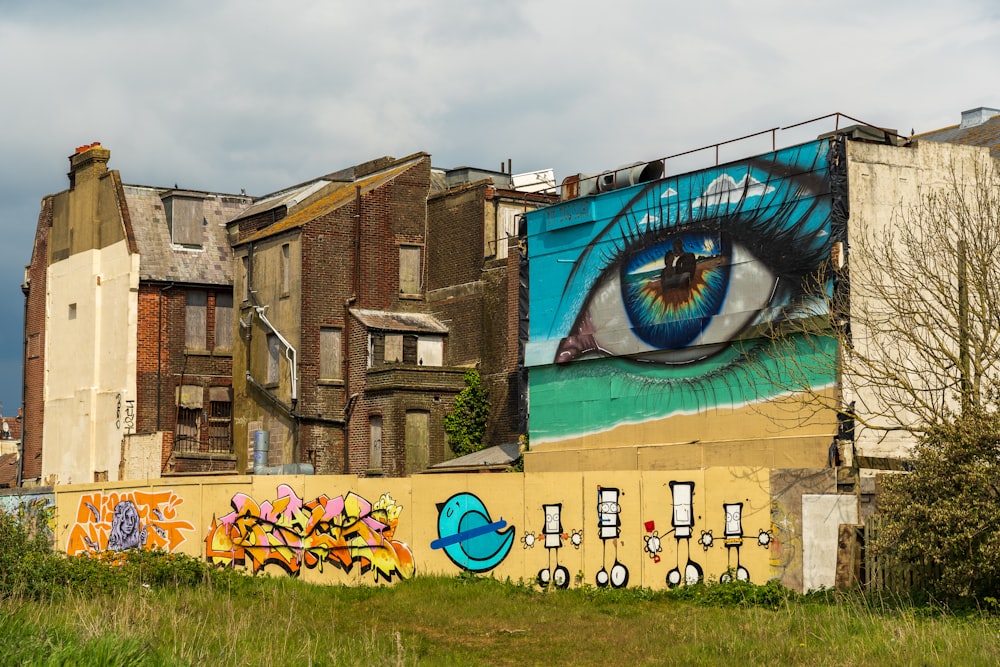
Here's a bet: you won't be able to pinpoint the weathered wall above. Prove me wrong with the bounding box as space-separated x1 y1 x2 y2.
44 468 849 592
524 140 840 470
42 240 139 485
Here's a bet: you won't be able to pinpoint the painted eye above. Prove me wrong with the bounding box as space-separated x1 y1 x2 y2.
557 231 777 364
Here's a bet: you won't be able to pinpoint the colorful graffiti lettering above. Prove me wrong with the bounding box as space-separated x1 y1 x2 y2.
66 490 194 555
432 492 515 573
205 485 414 581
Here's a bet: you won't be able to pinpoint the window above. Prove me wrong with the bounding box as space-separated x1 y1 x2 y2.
176 407 200 453
215 293 233 351
185 291 207 350
369 414 383 471
28 333 40 359
369 332 440 366
399 245 422 294
164 195 203 247
207 388 232 453
267 334 281 384
281 243 290 295
68 303 77 320
319 327 342 380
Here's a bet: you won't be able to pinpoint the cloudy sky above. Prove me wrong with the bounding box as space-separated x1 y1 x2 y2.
1 0 998 415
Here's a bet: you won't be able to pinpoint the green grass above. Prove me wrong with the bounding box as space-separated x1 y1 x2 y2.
3 574 1000 666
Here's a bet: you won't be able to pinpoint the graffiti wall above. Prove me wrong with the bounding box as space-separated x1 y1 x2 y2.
0 490 56 546
37 469 847 589
524 139 840 454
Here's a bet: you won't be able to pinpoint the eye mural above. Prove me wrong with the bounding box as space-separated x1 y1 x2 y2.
526 139 840 444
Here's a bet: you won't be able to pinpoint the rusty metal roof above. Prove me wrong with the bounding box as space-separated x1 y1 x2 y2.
350 308 449 334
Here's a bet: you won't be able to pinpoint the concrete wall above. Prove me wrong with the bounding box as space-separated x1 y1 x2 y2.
43 468 849 592
524 140 839 470
844 139 998 459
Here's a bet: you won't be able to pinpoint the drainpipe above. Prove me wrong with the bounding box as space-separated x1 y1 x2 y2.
18 277 28 488
252 430 314 475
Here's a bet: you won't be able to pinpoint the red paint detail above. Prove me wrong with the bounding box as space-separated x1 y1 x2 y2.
644 520 655 532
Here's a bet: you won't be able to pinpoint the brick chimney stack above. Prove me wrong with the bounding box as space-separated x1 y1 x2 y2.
67 142 109 189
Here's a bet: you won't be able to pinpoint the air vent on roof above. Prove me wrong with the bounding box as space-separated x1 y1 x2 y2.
960 107 1000 129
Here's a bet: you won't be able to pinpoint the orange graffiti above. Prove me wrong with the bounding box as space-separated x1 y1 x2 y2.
205 485 414 582
65 489 194 555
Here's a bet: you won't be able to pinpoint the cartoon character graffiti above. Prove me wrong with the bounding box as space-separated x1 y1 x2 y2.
595 486 628 588
205 485 414 581
521 503 582 588
66 490 193 555
697 501 772 582
432 493 515 573
661 481 703 587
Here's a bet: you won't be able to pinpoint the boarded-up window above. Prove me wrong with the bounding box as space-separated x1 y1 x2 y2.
417 336 443 366
28 333 40 359
164 196 203 247
267 334 281 384
241 256 249 301
215 293 233 351
369 414 383 471
402 334 418 364
405 410 430 473
281 243 290 295
320 327 342 380
399 245 422 294
384 334 403 363
185 291 207 350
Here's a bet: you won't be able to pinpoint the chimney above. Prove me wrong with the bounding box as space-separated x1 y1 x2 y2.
960 107 1000 129
67 142 110 189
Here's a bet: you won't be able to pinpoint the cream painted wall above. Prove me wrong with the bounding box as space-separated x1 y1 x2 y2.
42 240 139 485
48 468 850 592
845 140 996 458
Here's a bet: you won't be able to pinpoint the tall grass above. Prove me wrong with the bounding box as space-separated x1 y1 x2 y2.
2 510 999 666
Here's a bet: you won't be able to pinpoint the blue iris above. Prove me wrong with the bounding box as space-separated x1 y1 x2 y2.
619 233 731 350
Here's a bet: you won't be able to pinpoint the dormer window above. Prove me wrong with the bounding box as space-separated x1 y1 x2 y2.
162 192 205 248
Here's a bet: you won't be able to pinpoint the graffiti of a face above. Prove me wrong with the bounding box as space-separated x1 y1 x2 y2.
107 500 147 552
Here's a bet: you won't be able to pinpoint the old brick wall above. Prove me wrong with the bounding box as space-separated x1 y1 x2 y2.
21 197 53 482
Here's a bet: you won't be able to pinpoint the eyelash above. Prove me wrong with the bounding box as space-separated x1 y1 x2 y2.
590 177 828 297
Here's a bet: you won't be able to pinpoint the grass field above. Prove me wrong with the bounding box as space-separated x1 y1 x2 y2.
3 573 1000 666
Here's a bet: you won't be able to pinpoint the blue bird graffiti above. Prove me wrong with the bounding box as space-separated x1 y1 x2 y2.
431 493 515 573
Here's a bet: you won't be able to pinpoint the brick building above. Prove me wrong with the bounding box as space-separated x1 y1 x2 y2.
228 155 554 476
21 144 251 485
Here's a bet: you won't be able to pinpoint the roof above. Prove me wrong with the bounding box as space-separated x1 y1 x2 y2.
916 108 1000 158
0 453 17 488
350 308 449 334
126 186 252 285
235 153 430 246
231 179 334 222
426 442 522 473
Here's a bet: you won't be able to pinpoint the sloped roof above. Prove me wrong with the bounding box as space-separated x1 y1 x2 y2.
916 112 1000 158
426 442 521 472
350 308 449 334
231 179 334 222
236 154 430 246
126 186 252 285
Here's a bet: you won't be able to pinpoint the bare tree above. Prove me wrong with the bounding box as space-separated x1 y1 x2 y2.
763 153 1000 452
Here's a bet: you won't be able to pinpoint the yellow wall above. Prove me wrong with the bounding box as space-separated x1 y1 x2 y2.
53 469 786 590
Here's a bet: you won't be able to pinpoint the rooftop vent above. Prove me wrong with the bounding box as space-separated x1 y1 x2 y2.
960 107 1000 129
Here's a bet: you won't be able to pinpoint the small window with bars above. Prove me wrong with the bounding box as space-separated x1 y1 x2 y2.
208 400 233 453
175 407 200 453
